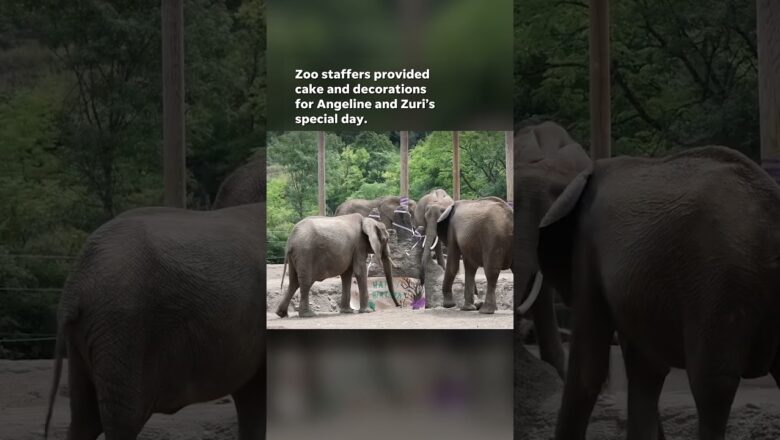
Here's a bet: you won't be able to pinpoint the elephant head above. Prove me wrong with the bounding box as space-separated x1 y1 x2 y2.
513 124 591 314
363 217 399 306
414 189 453 281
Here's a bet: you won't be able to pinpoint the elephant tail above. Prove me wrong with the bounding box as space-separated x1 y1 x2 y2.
44 320 67 439
281 252 288 291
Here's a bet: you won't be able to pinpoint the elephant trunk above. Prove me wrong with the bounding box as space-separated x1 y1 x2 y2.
381 247 399 307
420 218 436 281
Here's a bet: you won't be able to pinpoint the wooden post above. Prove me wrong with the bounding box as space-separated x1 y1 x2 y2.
162 0 186 207
758 0 780 184
400 131 409 199
589 0 611 159
317 131 326 215
505 130 514 204
452 131 460 200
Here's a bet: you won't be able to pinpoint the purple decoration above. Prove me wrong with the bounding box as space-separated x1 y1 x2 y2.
411 296 426 310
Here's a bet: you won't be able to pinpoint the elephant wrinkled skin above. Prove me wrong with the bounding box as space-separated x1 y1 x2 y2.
277 213 399 317
514 121 591 378
414 189 453 279
45 203 266 440
539 146 780 440
335 196 417 229
436 197 512 314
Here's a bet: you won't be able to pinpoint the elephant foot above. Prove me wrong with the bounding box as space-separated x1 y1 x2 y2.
276 307 288 318
358 307 373 314
461 304 477 311
298 309 317 318
475 301 483 310
442 300 456 308
478 304 497 314
339 307 355 314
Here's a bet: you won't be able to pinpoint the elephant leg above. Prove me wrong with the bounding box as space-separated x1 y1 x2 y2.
771 357 780 389
97 383 146 440
685 327 742 440
461 262 477 311
354 260 372 313
530 285 566 379
66 350 103 440
276 264 300 317
554 281 614 439
441 242 460 308
622 340 669 440
478 269 499 314
232 370 265 440
339 269 354 313
298 280 316 317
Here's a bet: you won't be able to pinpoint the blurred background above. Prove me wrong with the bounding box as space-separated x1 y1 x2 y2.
268 331 512 440
0 0 265 360
268 0 512 130
515 0 758 159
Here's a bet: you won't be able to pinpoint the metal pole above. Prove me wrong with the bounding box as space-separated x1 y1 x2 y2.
589 0 611 159
162 0 186 207
505 130 514 204
758 0 780 184
318 131 326 215
400 131 409 199
452 131 460 200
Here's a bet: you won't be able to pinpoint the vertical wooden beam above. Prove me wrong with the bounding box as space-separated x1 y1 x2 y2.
452 131 460 200
589 0 611 159
505 130 514 204
758 0 780 184
400 131 409 200
162 0 186 208
317 131 326 215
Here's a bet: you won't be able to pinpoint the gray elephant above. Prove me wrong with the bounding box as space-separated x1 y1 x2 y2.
514 121 591 379
414 189 453 275
276 213 399 317
436 197 512 314
537 146 780 440
44 202 265 440
212 154 265 208
335 196 417 230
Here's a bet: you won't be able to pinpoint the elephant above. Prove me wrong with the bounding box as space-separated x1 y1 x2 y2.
212 154 265 208
414 189 454 277
513 121 592 379
334 196 417 230
537 146 780 440
435 197 512 314
276 213 400 317
44 202 266 440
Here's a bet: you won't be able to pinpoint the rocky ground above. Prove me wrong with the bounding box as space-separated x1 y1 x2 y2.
266 263 513 329
516 341 780 440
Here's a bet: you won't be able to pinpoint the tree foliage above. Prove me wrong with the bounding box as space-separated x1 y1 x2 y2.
0 0 265 358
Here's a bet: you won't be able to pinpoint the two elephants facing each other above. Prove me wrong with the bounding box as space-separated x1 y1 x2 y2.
276 213 400 318
334 195 417 230
537 146 780 440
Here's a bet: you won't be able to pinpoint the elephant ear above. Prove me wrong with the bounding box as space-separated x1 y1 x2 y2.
537 163 594 305
362 218 383 256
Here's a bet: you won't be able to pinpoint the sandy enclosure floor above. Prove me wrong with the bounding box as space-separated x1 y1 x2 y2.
266 263 513 329
517 346 780 440
0 360 239 440
267 307 513 329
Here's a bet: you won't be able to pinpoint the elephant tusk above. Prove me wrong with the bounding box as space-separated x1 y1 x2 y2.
516 271 543 315
430 235 439 250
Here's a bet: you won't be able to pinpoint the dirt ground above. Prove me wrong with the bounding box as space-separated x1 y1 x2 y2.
266 263 513 329
0 360 239 440
517 345 780 439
